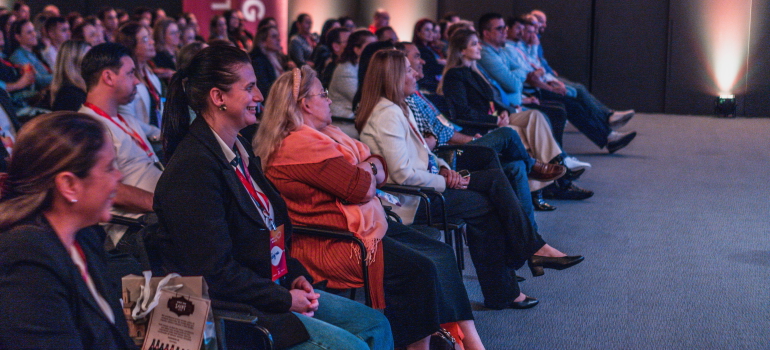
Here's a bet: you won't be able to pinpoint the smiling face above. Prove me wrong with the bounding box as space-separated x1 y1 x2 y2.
403 57 417 96
76 134 122 224
221 63 263 129
16 22 38 49
418 22 434 44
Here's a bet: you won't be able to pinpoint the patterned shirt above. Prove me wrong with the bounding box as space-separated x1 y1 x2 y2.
405 92 457 147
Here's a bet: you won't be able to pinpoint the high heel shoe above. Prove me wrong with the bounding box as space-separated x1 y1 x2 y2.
528 255 585 277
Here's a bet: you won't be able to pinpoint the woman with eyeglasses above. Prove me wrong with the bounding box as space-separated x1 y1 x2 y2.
257 65 487 350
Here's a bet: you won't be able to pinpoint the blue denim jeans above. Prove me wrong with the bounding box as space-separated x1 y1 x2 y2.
470 127 538 230
288 290 393 350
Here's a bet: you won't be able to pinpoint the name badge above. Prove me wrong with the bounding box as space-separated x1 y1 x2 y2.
270 224 287 281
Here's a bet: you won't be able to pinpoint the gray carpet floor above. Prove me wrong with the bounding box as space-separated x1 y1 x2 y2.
467 114 770 349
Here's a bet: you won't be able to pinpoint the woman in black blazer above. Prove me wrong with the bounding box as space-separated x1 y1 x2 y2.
0 112 135 349
157 45 392 349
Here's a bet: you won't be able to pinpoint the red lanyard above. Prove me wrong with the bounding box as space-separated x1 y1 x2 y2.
415 91 439 115
84 102 155 159
143 68 161 113
0 58 16 69
72 242 90 284
232 154 275 230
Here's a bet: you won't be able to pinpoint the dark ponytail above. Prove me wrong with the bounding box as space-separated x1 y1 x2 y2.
161 44 251 161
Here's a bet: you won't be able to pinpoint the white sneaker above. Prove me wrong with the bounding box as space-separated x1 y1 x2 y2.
609 109 635 130
564 156 591 171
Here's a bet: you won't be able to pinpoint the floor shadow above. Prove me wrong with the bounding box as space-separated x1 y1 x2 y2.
726 250 770 266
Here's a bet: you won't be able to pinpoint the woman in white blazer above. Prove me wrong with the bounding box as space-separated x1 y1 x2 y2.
358 49 584 310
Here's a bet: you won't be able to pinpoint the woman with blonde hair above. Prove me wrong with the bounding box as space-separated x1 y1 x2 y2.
50 40 90 111
0 112 133 348
358 49 584 310
257 64 485 350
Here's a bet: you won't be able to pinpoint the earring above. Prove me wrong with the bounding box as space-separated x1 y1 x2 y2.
71 198 78 203
219 104 227 111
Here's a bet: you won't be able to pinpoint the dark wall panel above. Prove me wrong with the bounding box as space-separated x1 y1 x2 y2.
29 0 182 18
591 0 669 113
744 0 770 117
511 1 593 86
438 0 514 30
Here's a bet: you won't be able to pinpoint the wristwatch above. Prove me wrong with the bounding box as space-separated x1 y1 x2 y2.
368 162 378 175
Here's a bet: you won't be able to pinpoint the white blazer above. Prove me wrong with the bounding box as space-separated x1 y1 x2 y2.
118 67 163 140
360 97 449 224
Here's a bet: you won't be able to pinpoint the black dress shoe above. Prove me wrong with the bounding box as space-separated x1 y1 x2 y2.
484 296 539 310
528 255 585 276
562 168 585 181
541 182 594 200
531 190 557 211
607 131 637 153
508 296 539 309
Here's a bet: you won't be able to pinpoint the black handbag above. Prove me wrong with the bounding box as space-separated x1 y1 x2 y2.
429 328 457 350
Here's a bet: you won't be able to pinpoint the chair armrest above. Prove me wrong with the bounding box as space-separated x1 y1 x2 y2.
450 118 498 131
380 184 434 226
292 226 372 307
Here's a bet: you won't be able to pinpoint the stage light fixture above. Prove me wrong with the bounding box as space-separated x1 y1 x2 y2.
714 94 736 117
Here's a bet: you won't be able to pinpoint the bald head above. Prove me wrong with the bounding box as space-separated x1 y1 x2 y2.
373 9 390 29
531 10 547 33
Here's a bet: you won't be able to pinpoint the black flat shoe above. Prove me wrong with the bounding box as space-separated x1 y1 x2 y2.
516 275 526 282
528 255 585 276
509 296 539 309
607 131 637 153
531 190 557 211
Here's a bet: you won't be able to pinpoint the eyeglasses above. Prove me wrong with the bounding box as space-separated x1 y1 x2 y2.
308 89 329 99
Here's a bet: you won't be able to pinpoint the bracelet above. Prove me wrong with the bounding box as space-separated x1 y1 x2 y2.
369 162 378 175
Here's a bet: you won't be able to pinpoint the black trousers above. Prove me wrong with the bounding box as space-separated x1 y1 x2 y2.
383 221 474 347
414 168 546 309
538 89 612 148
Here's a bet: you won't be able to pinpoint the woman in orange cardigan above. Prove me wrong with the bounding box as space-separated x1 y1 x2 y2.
256 65 485 350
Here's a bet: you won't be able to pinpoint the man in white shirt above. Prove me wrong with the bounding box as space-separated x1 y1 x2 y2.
41 17 70 69
79 43 160 245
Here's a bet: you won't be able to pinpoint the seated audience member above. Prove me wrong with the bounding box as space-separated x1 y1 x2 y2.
438 29 591 207
329 29 376 127
182 12 201 40
156 44 392 350
446 20 474 38
318 27 349 88
478 13 635 155
257 65 486 350
358 49 584 309
402 39 565 224
526 11 634 130
223 9 252 51
338 15 356 31
368 9 389 33
115 22 164 141
97 7 119 43
375 26 398 44
0 14 16 47
412 18 445 93
82 16 107 46
180 24 197 46
79 42 159 247
250 25 284 99
51 40 90 111
176 41 206 70
151 18 180 73
0 111 134 348
208 15 228 42
12 2 30 21
132 7 152 28
66 12 84 31
8 19 52 89
351 40 400 113
288 13 317 68
71 19 103 47
0 30 35 97
40 16 70 69
309 19 339 77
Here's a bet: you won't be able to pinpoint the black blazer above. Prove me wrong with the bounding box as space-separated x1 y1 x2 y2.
416 43 443 93
152 117 311 348
442 66 506 136
51 83 87 112
250 47 278 99
0 215 136 349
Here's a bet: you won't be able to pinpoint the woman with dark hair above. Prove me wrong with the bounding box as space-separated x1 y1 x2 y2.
115 22 164 141
411 18 445 93
357 49 584 310
151 18 180 71
318 27 349 88
288 13 317 67
8 19 52 89
309 19 339 74
328 29 375 132
223 10 252 51
257 65 487 350
157 44 392 350
250 25 284 99
208 15 228 42
0 112 134 349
